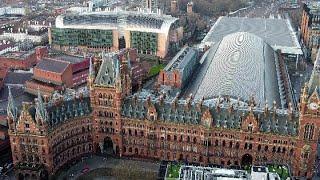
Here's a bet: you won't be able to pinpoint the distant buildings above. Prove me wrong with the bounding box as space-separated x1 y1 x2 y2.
0 6 25 16
187 2 194 14
49 9 181 58
145 0 158 13
301 2 320 62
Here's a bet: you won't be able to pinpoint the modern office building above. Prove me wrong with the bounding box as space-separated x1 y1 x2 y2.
49 9 180 58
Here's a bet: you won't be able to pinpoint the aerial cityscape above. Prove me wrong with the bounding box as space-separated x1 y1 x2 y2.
0 0 319 179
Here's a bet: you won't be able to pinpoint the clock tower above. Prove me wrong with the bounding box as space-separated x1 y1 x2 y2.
296 49 320 177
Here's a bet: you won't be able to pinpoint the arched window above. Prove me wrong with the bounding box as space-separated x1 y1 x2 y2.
235 142 240 149
229 141 233 148
304 124 314 140
244 143 248 149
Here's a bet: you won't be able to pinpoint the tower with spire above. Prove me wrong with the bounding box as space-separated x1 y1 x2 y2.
296 48 320 177
7 86 53 179
89 49 132 156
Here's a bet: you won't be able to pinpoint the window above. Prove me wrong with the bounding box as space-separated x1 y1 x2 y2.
25 123 30 128
258 145 261 151
304 124 314 140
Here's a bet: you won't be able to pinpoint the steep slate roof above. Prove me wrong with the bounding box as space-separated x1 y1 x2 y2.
308 49 320 95
94 53 119 86
36 58 70 74
46 97 91 129
121 90 298 136
189 32 282 108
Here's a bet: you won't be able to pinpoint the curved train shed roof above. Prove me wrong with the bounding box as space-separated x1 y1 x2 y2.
190 32 284 107
201 17 302 55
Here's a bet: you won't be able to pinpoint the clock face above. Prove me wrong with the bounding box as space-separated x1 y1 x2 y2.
309 102 319 110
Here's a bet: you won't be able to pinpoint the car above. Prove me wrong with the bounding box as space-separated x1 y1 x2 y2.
81 167 90 174
6 163 13 170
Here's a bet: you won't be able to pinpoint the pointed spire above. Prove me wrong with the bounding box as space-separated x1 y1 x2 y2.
35 88 48 122
308 49 320 96
89 56 95 78
115 58 120 80
127 55 132 70
7 86 17 121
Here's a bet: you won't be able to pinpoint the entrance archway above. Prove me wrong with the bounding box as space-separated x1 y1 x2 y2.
241 154 253 169
103 137 114 154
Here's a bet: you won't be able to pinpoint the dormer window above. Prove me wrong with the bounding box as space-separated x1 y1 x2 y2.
248 122 253 132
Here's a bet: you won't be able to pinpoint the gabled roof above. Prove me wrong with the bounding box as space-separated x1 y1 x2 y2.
94 53 119 86
36 58 70 74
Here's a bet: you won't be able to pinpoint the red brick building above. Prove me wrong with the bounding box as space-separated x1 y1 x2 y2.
6 47 320 180
25 53 90 96
0 46 48 70
301 2 320 62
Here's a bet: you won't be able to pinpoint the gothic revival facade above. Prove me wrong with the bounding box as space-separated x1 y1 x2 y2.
7 48 320 179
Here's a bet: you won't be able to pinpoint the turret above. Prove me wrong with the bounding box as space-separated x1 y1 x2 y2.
35 88 48 125
7 86 17 131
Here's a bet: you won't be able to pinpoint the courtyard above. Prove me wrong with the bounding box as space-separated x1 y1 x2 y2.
54 155 160 180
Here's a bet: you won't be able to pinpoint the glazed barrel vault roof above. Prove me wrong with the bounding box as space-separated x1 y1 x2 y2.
188 32 284 108
201 17 302 55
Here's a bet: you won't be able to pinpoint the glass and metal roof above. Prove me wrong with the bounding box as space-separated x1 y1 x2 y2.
201 17 302 55
190 32 284 107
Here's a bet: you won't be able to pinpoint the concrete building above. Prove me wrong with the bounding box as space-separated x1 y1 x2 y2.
301 2 320 62
49 9 180 58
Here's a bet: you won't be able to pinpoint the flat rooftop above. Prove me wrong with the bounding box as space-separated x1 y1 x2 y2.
50 53 85 64
164 47 197 72
201 16 302 55
179 166 249 180
1 50 34 59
